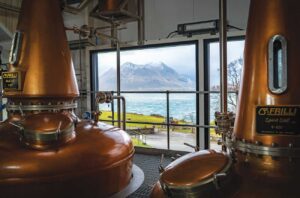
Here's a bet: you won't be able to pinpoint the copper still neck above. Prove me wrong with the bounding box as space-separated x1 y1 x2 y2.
2 0 80 149
234 0 300 147
3 0 79 100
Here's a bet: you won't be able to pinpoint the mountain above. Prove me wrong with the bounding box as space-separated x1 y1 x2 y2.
98 62 195 91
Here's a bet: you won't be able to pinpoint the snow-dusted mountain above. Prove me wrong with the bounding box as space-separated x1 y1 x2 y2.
99 62 195 91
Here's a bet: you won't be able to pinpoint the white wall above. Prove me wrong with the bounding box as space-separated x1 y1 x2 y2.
118 0 250 42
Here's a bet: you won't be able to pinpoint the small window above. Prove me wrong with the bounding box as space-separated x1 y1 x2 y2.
268 35 287 94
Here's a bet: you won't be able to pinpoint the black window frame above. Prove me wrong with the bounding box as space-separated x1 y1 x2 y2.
90 40 201 151
203 35 245 149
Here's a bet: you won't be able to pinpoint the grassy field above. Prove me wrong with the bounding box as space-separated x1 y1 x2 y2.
100 111 194 133
131 137 152 148
99 111 220 140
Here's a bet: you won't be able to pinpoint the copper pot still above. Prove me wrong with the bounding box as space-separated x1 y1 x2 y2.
0 0 134 198
151 0 300 197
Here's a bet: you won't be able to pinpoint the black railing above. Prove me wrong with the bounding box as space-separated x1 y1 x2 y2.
97 90 237 150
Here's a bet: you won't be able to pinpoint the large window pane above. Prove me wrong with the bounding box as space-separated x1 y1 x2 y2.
93 42 198 151
208 40 245 150
125 94 167 123
119 45 196 91
97 51 117 91
169 94 196 152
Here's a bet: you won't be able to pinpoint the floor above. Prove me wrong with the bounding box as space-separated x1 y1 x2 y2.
133 131 221 152
128 153 172 198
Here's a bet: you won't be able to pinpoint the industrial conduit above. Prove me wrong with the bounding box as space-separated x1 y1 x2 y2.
66 26 124 130
96 92 127 131
63 0 92 14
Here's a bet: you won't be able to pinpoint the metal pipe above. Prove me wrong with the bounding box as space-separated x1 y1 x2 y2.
111 92 115 126
111 24 117 47
63 0 92 14
113 95 126 130
166 91 170 150
94 31 118 42
99 119 216 129
93 31 122 129
219 0 228 113
80 90 238 94
120 0 130 10
0 77 3 121
120 8 140 20
137 0 145 45
0 2 20 13
95 92 126 130
116 41 121 129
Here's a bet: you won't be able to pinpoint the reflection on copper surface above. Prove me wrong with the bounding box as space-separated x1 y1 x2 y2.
0 0 134 197
151 0 300 197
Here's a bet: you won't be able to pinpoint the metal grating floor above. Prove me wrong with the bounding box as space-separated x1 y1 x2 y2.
128 154 172 198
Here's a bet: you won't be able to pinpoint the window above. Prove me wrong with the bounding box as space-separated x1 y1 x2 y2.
206 38 245 150
268 35 287 94
91 41 199 152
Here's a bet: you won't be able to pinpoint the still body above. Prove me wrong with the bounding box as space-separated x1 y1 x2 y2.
0 0 135 197
150 0 300 197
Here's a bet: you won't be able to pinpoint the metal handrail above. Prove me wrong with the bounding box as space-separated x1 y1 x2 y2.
84 90 238 94
100 119 216 129
97 89 236 149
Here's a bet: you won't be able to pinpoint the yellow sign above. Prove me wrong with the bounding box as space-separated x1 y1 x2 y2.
2 72 18 79
2 71 22 90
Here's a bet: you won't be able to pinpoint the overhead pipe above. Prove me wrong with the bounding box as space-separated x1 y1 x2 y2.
94 30 122 129
66 25 123 129
96 92 126 130
63 0 92 14
0 2 20 13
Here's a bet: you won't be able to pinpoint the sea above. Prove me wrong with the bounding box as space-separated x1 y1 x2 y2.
99 93 197 123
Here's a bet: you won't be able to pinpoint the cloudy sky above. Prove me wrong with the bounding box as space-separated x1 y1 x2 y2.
97 44 196 77
96 40 245 87
209 40 245 87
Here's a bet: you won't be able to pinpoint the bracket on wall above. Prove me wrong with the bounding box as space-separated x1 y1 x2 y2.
90 0 145 45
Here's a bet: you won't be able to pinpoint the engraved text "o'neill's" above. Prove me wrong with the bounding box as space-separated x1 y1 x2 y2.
258 107 297 117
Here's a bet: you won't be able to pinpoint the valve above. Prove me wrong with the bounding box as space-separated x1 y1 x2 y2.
158 154 165 173
184 142 200 152
215 112 235 152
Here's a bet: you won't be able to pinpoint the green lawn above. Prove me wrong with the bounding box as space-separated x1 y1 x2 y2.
99 111 221 146
100 111 194 132
131 137 152 148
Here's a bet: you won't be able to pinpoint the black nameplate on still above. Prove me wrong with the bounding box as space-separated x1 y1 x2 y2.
2 72 21 91
256 106 300 135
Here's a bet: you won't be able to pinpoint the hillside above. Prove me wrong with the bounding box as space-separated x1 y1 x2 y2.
98 62 195 91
